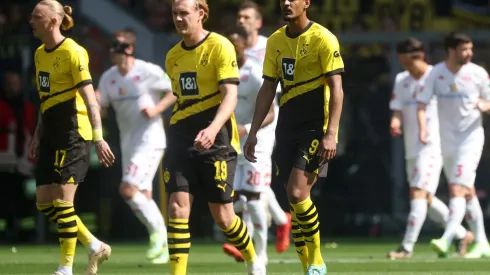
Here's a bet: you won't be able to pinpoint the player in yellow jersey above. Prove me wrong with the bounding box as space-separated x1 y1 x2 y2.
164 0 264 274
28 1 114 275
244 1 344 274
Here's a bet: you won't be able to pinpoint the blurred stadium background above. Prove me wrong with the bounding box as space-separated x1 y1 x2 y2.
2 0 490 250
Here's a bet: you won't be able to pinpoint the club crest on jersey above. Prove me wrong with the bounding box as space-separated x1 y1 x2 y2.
53 57 61 69
450 83 457 93
119 88 127 95
200 53 209 66
299 43 309 56
413 86 423 99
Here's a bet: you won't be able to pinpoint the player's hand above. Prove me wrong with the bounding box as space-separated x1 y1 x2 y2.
141 107 160 119
317 134 336 165
390 119 402 136
476 99 490 112
238 124 247 138
28 136 40 161
419 127 429 144
243 134 258 163
194 127 218 150
95 140 115 167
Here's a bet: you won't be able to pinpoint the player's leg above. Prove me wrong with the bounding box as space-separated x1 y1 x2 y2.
203 154 264 274
287 137 328 274
120 148 168 261
273 145 309 273
163 151 195 275
264 187 291 253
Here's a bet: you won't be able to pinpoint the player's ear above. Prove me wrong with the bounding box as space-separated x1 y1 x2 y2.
304 0 310 9
125 45 134 55
198 8 204 22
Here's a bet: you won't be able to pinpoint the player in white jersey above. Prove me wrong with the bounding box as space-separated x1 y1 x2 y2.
417 32 490 258
97 30 175 263
387 38 472 259
220 26 275 264
233 1 292 255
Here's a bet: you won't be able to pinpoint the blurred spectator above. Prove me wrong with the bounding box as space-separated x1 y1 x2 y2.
0 70 36 242
144 0 172 31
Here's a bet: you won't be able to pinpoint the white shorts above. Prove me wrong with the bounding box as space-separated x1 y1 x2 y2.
122 147 164 190
406 154 443 194
443 151 482 187
234 161 271 193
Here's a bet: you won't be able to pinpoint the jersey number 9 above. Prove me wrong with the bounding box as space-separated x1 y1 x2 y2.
179 72 199 96
282 57 296 81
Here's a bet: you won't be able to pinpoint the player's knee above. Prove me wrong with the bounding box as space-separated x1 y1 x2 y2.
119 182 138 200
287 186 308 204
449 183 469 197
36 185 54 204
410 187 428 200
168 194 191 219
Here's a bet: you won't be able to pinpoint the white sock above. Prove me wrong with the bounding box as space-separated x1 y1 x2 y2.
88 238 102 254
401 199 427 252
466 197 488 244
247 199 268 259
58 265 72 275
242 210 254 237
234 195 247 213
428 196 467 240
125 192 161 234
264 188 288 225
442 197 466 244
148 199 168 242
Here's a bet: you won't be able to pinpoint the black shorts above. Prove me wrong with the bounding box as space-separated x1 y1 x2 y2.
36 139 91 186
163 143 237 204
272 131 328 187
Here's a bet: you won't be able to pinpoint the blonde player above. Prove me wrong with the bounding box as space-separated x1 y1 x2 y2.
98 30 173 264
417 32 490 258
387 38 472 260
235 1 292 253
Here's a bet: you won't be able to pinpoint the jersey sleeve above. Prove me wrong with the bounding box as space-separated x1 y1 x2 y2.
70 48 92 87
217 40 240 85
416 70 435 104
263 38 279 82
147 63 172 91
479 69 490 101
319 33 344 76
389 74 403 111
97 74 110 108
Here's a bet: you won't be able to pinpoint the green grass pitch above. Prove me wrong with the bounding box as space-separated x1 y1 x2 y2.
2 239 490 274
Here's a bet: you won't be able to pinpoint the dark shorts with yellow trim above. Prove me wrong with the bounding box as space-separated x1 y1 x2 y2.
272 86 329 186
163 138 237 204
36 138 91 186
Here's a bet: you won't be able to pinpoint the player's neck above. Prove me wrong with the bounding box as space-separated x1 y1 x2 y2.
247 32 259 49
409 62 428 80
287 15 310 36
117 57 135 76
445 60 463 74
43 31 65 50
183 28 209 48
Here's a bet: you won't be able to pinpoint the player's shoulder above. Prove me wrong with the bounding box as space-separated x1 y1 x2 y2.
136 59 165 75
205 32 234 51
395 70 411 84
267 26 287 43
99 65 118 84
466 62 489 76
59 38 88 56
308 23 339 44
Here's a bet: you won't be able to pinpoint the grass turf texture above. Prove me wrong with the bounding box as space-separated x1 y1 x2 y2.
2 240 490 274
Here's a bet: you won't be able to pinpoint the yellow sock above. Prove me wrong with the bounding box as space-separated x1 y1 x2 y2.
168 218 191 275
53 199 78 267
37 203 95 246
36 203 59 223
222 216 256 265
291 197 324 266
290 208 309 273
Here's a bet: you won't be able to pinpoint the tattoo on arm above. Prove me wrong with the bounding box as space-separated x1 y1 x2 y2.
79 85 103 130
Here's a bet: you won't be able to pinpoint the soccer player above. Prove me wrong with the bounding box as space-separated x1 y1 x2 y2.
244 0 344 274
164 0 264 274
387 38 473 259
235 1 292 254
221 26 276 264
28 1 114 275
97 30 173 264
417 31 490 258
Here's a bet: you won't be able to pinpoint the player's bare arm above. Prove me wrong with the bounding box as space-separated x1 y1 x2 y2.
391 111 403 136
317 74 343 164
476 98 490 112
243 78 277 162
29 110 43 160
194 83 238 150
142 89 176 119
78 84 115 167
416 103 429 144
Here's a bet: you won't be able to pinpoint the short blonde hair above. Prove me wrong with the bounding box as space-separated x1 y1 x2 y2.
38 0 75 31
173 0 209 23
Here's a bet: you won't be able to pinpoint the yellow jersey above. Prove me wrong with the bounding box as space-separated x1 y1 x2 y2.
35 38 93 144
263 22 344 134
165 32 241 154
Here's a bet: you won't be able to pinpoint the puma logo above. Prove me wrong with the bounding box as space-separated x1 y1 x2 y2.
302 155 313 164
296 249 304 256
170 257 180 263
216 183 226 193
55 168 61 175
